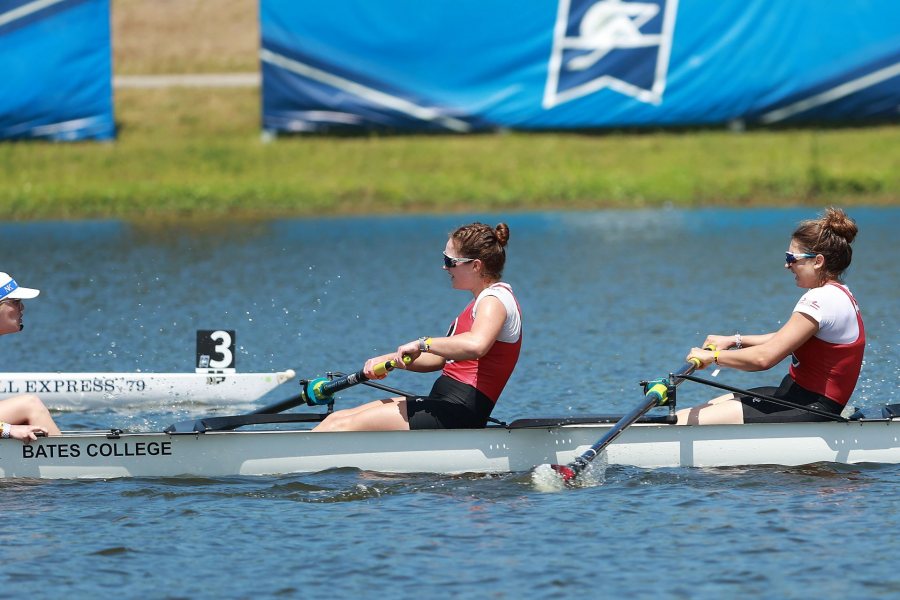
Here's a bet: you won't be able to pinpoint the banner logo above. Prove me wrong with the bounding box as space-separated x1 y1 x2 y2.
543 0 678 109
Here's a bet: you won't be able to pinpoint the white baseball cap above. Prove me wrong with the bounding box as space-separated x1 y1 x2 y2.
0 272 40 300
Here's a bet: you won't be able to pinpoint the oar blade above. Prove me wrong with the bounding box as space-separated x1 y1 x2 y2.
531 463 577 492
550 464 576 481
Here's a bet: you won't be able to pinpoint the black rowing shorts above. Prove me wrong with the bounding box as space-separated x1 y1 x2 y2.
407 375 495 430
739 374 845 423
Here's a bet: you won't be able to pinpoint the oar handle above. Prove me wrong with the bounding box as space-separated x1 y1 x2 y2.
372 355 412 377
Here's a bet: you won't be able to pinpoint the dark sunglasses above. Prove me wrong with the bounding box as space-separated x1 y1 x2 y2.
443 253 475 268
785 251 817 265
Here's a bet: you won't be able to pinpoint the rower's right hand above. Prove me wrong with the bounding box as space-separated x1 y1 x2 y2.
9 424 48 443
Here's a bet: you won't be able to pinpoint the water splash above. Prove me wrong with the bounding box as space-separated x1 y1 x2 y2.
530 455 608 492
530 464 568 493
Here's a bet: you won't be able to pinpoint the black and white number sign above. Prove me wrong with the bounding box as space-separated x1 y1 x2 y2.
196 330 236 373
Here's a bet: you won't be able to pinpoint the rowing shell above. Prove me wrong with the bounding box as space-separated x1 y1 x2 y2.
2 415 899 479
0 370 296 410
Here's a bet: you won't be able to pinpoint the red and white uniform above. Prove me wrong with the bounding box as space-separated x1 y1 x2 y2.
789 283 865 406
442 283 522 403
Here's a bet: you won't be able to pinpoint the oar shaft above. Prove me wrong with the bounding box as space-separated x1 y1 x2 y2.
319 356 408 397
251 394 305 415
319 369 368 397
577 394 660 464
301 356 412 405
253 357 411 414
563 359 700 478
330 371 420 399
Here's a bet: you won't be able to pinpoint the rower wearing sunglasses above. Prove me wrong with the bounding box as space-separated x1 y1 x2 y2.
314 222 521 432
0 272 61 441
678 208 864 424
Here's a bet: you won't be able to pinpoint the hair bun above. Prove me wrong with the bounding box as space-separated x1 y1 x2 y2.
823 207 857 244
494 223 510 247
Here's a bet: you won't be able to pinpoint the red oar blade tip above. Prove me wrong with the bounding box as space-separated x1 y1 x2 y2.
530 463 570 492
550 464 577 481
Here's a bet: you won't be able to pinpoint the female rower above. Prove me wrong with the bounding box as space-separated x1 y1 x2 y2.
677 207 864 425
314 222 522 432
0 272 61 441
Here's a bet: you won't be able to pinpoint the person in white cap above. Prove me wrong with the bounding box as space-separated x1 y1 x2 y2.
0 272 61 441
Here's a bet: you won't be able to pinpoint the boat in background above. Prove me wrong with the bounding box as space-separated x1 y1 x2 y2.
0 370 297 410
0 330 295 410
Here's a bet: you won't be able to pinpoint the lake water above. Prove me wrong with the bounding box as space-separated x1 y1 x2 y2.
1 208 899 597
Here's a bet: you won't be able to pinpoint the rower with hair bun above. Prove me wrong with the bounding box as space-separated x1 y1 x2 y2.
678 207 865 424
315 222 522 432
0 272 61 441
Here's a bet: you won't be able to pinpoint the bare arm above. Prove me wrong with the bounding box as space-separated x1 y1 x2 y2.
702 332 777 350
392 295 507 369
689 312 818 371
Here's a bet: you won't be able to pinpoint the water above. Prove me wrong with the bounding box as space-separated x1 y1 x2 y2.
1 208 899 597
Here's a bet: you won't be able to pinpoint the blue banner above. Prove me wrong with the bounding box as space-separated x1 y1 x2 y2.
260 0 900 133
0 0 115 140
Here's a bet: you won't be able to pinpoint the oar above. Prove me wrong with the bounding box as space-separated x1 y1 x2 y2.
546 357 703 483
328 371 420 400
165 357 412 433
255 355 412 414
300 355 412 406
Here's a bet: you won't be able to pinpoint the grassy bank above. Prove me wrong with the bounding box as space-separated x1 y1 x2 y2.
2 86 898 220
3 0 898 219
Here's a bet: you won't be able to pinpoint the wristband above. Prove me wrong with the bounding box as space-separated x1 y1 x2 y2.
418 337 432 353
0 422 9 438
734 333 742 349
713 350 720 365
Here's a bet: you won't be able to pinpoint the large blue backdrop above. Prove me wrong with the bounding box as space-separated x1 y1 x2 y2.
260 0 900 133
0 0 114 140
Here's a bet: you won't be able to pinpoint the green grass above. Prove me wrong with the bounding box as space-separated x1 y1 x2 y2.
2 88 898 220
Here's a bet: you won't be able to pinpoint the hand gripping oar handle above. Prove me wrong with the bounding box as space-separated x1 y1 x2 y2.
300 356 412 406
551 357 703 482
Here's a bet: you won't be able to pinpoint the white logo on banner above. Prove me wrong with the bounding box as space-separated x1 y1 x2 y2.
543 0 678 109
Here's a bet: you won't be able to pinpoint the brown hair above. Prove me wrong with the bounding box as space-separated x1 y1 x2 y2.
450 222 510 281
792 207 858 282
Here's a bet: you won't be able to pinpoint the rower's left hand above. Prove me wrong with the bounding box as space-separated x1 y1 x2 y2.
687 347 715 369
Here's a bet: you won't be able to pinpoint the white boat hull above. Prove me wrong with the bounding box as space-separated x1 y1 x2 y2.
2 419 899 479
0 371 296 410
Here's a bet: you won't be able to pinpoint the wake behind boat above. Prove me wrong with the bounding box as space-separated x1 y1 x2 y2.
2 409 900 479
